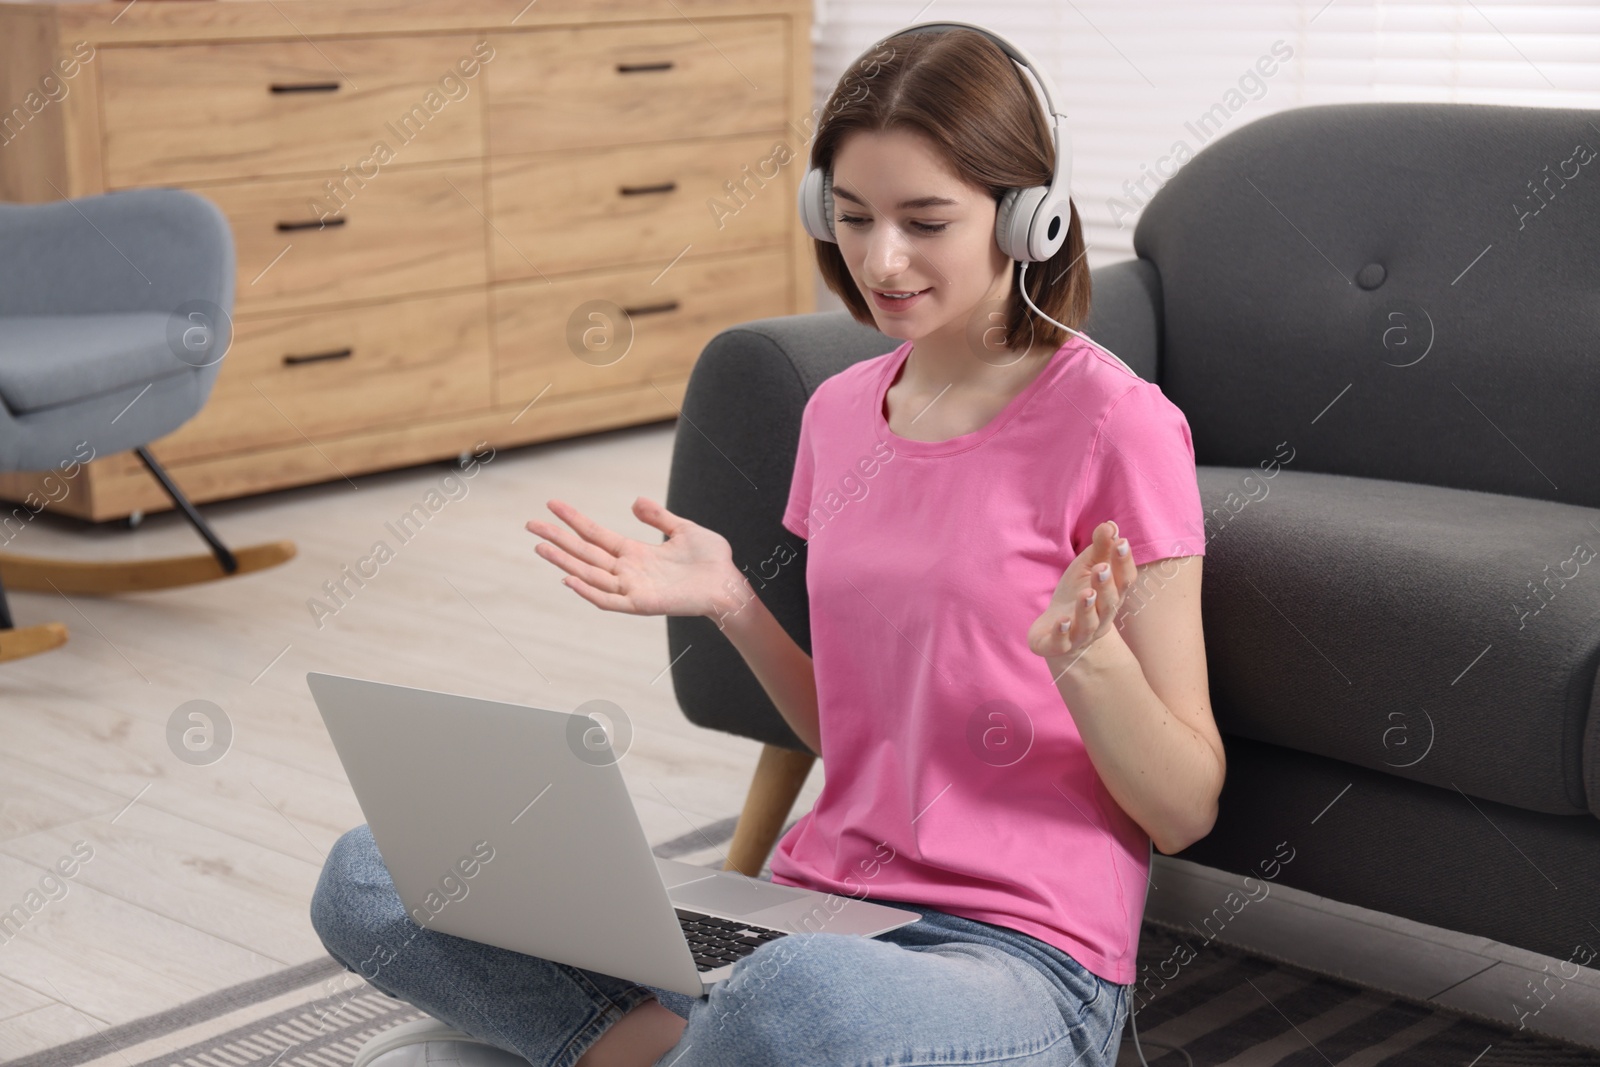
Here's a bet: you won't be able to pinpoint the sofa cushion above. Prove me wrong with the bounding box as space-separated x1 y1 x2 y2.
1194 464 1598 817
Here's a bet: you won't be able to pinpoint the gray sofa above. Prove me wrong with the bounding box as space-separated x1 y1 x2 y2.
662 100 1600 967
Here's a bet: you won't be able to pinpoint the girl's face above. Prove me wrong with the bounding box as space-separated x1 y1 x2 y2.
829 127 1015 347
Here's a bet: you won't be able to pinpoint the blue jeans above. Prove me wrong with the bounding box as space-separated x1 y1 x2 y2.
310 826 1128 1067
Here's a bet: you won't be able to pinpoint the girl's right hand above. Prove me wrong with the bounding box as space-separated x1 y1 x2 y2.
526 496 743 620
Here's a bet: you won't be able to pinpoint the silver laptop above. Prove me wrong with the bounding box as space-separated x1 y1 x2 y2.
307 672 922 998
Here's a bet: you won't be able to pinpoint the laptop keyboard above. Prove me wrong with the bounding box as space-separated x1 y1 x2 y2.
675 908 789 971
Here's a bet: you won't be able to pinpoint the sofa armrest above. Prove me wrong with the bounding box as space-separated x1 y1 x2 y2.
1079 257 1164 383
663 310 892 749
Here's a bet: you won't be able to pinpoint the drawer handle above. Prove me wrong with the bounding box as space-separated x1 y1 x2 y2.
276 217 346 233
271 81 342 94
284 347 354 366
621 300 679 317
619 181 678 197
616 61 675 73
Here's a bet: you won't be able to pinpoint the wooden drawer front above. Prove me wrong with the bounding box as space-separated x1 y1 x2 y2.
100 36 488 186
158 292 492 463
494 249 790 405
202 164 488 313
490 136 791 280
487 19 787 154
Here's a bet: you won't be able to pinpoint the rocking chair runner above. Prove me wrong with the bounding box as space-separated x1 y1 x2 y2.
0 188 294 663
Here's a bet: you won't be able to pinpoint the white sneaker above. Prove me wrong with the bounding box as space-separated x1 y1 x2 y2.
354 1018 532 1067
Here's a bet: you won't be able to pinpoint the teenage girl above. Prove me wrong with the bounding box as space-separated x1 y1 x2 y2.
311 23 1224 1067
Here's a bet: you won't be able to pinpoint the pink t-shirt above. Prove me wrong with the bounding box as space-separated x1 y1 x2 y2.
768 333 1207 985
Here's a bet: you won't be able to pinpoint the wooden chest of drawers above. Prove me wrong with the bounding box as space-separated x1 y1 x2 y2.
0 0 814 521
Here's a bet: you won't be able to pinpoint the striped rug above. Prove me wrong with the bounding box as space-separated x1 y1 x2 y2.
11 920 1595 1067
8 821 1596 1067
1121 922 1600 1065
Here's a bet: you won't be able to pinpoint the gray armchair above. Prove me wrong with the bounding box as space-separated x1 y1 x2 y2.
0 188 294 662
662 100 1600 967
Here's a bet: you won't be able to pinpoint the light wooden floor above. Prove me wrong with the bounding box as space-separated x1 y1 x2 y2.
2 416 1597 1059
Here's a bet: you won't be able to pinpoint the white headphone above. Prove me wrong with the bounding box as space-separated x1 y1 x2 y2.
798 21 1141 379
797 20 1073 263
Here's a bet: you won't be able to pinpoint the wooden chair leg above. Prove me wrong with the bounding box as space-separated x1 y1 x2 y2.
0 447 295 597
0 622 69 662
724 743 817 877
0 541 295 595
0 572 68 662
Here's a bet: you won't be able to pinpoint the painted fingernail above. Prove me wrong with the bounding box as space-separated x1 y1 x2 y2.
1086 590 1096 603
1116 540 1129 557
1059 620 1070 633
1096 564 1110 581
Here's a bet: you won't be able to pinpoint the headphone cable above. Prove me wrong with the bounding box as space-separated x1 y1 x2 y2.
1015 260 1144 382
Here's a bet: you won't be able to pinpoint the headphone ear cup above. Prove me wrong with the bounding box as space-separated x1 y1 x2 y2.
798 167 837 243
995 185 1048 262
821 170 836 242
993 187 1022 261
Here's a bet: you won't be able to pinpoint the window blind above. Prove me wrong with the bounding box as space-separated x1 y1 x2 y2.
804 1 1600 283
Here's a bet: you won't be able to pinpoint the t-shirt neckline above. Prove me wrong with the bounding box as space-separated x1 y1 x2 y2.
873 338 1074 457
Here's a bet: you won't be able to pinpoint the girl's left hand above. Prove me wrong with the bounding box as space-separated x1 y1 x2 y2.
1027 520 1136 662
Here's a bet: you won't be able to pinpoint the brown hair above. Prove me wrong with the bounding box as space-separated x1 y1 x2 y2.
808 27 1090 352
